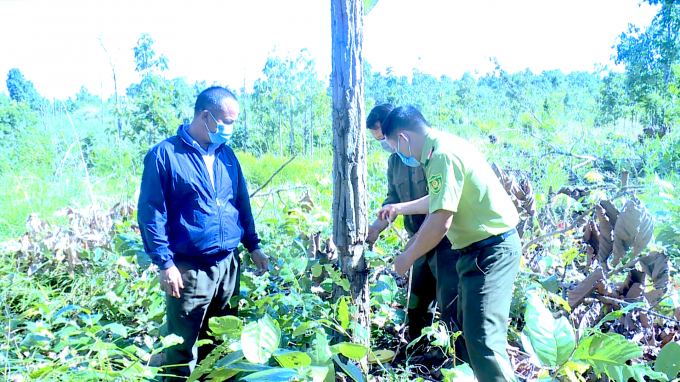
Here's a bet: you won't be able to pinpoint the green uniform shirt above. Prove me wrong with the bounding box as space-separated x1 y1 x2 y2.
421 129 519 249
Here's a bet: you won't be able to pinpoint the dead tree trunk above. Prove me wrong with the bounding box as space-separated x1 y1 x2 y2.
331 0 367 300
243 77 248 152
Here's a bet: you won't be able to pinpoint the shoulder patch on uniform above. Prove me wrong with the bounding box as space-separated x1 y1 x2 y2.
429 173 443 194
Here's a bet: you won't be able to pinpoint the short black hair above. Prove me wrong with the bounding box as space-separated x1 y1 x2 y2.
366 104 394 130
381 106 430 139
194 86 238 115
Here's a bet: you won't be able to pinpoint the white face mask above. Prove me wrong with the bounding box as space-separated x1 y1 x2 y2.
380 138 396 154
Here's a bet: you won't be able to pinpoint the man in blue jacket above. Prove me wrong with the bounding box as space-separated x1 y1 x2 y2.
137 86 268 380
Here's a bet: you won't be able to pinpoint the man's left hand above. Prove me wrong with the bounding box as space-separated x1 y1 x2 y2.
251 249 269 276
394 251 414 276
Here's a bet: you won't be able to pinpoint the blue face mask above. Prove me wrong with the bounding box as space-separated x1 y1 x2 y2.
205 111 234 145
396 133 420 167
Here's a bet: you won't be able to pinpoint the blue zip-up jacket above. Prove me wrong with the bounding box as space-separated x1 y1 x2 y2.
137 126 260 270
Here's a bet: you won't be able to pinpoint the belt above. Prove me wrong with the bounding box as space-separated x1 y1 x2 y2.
455 228 517 256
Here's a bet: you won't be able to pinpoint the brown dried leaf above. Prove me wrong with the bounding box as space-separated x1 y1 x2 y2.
633 209 654 257
299 191 315 213
612 199 653 266
307 232 318 259
521 180 537 216
583 219 600 256
568 267 606 309
325 235 337 261
596 204 614 265
577 302 601 340
618 269 646 297
639 251 671 308
600 200 619 226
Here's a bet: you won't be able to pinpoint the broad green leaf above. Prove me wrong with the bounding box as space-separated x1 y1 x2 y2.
274 349 312 368
442 362 475 381
78 313 103 326
312 263 323 278
29 365 54 379
305 365 330 382
309 330 332 365
293 321 312 338
337 297 350 330
573 332 667 382
214 350 245 368
241 313 281 364
241 367 300 381
104 323 128 338
223 361 273 372
522 291 575 367
159 334 184 351
333 355 365 382
363 0 379 15
209 315 243 340
655 341 680 379
206 368 239 381
330 342 368 360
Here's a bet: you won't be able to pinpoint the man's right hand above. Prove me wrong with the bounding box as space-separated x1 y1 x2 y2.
160 265 184 298
377 203 401 222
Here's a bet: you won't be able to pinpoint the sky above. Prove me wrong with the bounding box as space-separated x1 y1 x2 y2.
0 0 659 100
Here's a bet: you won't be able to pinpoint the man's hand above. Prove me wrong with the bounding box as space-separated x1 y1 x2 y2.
394 251 414 276
367 224 380 244
251 249 269 276
160 266 184 298
378 203 401 222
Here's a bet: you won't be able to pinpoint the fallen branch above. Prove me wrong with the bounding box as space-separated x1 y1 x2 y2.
250 185 310 198
249 155 297 198
585 295 680 324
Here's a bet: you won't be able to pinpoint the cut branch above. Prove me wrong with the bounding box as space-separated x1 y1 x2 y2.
249 155 297 198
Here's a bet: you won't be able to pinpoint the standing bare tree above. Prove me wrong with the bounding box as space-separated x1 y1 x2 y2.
98 34 121 138
331 0 367 300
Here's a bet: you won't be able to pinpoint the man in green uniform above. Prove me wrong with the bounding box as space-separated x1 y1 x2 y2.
365 104 463 345
378 106 520 382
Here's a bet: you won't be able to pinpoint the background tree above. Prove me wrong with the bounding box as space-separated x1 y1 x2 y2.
615 0 680 125
6 68 43 111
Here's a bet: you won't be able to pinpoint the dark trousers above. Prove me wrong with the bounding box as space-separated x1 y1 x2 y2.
163 253 240 382
411 233 521 382
409 240 467 361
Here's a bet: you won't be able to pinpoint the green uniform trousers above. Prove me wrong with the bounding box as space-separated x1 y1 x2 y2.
413 232 521 382
456 232 521 382
163 253 240 382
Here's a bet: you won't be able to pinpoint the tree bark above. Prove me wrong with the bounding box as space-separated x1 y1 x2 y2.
243 77 248 152
331 0 367 300
279 106 283 157
289 99 295 154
